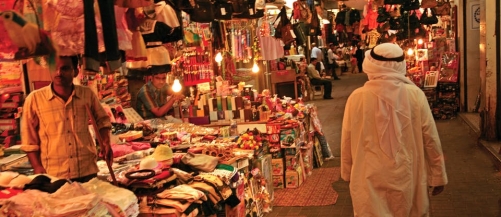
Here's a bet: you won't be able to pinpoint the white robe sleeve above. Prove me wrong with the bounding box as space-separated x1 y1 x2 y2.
341 94 354 181
420 95 448 187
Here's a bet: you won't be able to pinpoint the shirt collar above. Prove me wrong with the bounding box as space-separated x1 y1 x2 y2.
46 83 78 100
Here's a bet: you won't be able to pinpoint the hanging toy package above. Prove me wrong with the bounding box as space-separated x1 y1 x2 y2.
438 52 459 83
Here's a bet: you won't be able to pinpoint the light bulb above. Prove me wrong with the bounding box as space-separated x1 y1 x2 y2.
418 39 424 45
215 52 223 63
252 62 259 73
407 48 414 56
172 79 182 93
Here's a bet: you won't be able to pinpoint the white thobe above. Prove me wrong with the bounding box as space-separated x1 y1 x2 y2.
341 79 448 217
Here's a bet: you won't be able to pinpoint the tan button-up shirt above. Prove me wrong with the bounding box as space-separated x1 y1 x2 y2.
21 84 111 179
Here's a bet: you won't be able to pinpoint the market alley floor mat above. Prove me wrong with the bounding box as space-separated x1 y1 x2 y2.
273 167 340 207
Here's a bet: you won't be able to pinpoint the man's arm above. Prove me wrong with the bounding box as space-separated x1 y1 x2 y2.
88 89 113 162
150 94 183 117
19 94 45 173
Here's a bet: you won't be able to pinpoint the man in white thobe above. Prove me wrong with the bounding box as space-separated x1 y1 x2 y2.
341 43 448 217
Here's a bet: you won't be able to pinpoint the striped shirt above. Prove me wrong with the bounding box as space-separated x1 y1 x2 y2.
20 84 111 179
136 81 172 119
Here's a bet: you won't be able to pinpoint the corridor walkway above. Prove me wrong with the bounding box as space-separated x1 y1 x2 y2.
267 73 501 217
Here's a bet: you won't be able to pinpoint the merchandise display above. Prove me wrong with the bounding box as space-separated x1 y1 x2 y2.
0 0 462 215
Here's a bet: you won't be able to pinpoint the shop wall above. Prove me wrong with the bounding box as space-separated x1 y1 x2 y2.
459 0 482 112
26 60 51 92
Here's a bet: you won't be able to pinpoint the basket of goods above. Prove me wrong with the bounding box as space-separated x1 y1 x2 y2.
235 128 263 150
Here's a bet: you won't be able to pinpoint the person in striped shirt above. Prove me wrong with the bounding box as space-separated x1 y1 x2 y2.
136 72 184 121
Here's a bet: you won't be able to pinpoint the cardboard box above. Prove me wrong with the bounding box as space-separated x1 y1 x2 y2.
285 166 304 188
272 175 285 189
271 158 284 175
225 178 246 217
253 154 274 200
285 154 299 171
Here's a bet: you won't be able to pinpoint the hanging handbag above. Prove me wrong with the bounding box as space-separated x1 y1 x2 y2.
402 0 420 11
307 4 321 36
420 0 438 8
278 8 295 44
435 0 452 16
273 8 284 38
188 0 215 23
420 8 438 25
214 1 233 20
292 1 301 19
231 0 249 15
299 1 312 24
384 0 404 4
292 21 307 46
232 0 264 19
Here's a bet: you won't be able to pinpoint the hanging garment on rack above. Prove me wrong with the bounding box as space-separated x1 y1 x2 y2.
259 34 284 60
126 19 172 74
83 0 122 72
362 1 378 30
114 6 133 51
349 8 361 25
144 1 183 42
125 8 147 62
48 0 105 56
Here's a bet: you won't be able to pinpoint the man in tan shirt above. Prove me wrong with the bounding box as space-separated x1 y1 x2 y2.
21 56 112 182
307 58 333 99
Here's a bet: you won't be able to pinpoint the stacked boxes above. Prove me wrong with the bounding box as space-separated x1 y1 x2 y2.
0 92 23 147
433 83 460 120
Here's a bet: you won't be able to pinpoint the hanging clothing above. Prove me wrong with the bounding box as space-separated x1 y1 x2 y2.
83 0 122 72
114 6 133 51
125 19 172 73
48 0 105 56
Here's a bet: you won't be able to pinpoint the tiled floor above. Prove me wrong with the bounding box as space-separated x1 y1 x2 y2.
266 72 501 217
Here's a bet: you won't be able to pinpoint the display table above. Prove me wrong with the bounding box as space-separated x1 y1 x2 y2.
270 69 298 99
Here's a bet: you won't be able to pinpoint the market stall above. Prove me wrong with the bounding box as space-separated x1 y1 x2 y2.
333 0 458 119
0 1 332 216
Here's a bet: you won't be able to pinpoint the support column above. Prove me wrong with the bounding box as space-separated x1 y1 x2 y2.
480 0 498 140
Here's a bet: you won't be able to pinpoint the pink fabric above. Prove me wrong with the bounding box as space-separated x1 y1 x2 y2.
111 142 152 158
48 0 105 56
111 144 134 158
114 6 132 51
129 142 152 151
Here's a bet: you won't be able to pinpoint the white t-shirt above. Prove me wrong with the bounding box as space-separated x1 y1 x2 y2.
311 46 323 62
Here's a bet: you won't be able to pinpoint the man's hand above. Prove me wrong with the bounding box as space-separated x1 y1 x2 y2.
33 165 46 174
100 142 114 166
430 185 445 196
98 127 113 166
173 93 185 101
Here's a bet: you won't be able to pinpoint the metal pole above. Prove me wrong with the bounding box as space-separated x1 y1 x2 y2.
264 60 271 90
